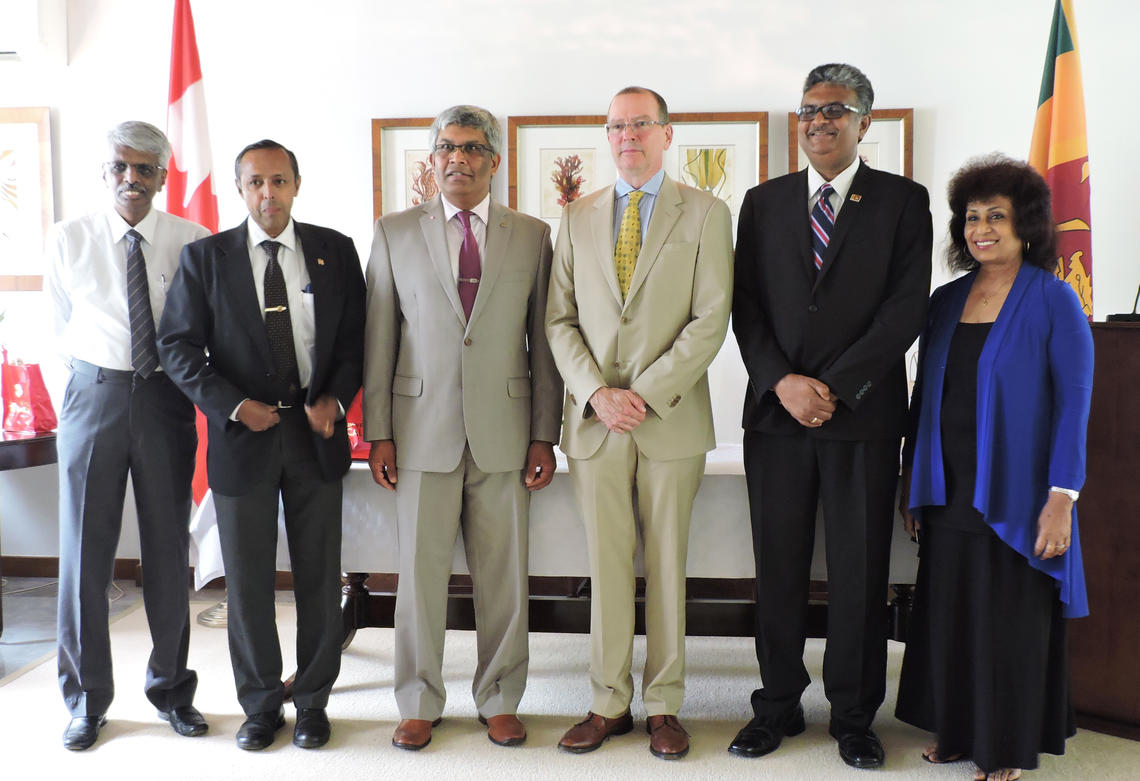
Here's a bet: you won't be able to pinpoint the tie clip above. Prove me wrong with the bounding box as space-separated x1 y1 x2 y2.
264 305 288 313
458 277 480 284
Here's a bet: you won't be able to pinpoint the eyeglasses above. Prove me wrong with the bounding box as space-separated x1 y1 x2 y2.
103 161 165 178
433 142 494 158
605 119 668 137
795 102 862 121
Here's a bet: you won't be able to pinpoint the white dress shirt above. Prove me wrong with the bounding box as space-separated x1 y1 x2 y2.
46 206 210 370
441 193 490 281
806 154 862 219
245 218 315 389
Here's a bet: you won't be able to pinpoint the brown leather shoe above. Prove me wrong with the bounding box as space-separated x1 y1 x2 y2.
558 711 633 753
392 717 442 750
479 714 527 746
647 714 689 759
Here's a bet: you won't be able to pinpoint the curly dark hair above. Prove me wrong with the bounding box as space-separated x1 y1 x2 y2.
946 154 1057 272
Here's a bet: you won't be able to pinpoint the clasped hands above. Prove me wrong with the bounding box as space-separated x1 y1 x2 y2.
589 387 647 434
236 394 340 439
774 373 835 428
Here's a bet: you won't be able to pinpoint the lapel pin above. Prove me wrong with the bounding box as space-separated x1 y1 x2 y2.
849 193 862 203
317 258 326 265
500 222 507 228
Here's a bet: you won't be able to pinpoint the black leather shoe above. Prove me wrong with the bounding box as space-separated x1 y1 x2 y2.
63 715 106 751
158 705 208 737
834 728 885 769
236 707 286 751
727 703 805 758
293 708 331 749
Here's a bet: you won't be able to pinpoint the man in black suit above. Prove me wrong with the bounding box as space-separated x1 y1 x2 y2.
729 64 931 769
157 140 365 751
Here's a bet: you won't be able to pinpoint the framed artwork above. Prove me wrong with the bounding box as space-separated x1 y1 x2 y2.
0 107 54 291
509 112 768 235
787 108 913 179
370 117 436 221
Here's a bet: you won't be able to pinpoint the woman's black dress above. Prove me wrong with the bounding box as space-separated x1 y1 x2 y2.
895 321 1075 772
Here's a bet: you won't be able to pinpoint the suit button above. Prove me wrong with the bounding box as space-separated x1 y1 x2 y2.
621 316 631 324
612 361 621 368
464 337 472 346
808 304 819 312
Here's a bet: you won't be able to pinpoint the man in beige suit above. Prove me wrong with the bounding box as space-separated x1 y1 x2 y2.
546 86 733 760
363 105 563 751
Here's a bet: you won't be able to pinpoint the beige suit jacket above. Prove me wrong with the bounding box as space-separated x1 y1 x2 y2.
363 195 563 473
546 174 733 461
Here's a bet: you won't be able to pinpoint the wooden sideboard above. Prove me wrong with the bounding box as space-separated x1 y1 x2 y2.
0 431 59 637
1070 323 1140 738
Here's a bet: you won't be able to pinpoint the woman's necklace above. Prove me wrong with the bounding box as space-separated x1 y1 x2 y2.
978 270 1017 307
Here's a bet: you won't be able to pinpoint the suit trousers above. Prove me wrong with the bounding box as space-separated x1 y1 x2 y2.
743 430 899 733
56 361 197 717
569 432 705 718
213 408 343 715
393 445 530 719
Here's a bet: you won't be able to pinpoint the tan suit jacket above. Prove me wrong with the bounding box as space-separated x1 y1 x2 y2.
546 174 733 460
363 196 562 471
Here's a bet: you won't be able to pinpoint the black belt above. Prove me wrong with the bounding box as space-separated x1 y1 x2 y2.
69 359 158 383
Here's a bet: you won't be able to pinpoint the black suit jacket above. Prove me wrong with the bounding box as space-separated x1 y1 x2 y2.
733 162 932 440
157 220 365 494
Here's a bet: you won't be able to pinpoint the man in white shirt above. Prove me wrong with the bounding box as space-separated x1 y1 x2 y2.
46 120 210 750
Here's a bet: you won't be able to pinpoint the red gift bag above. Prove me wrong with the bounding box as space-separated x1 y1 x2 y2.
2 347 58 434
345 388 371 460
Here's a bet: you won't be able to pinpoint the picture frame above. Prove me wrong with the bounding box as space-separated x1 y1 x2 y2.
787 108 913 179
370 117 435 221
0 107 54 291
509 112 768 235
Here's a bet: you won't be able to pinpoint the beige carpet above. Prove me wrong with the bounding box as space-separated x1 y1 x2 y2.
2 602 1137 780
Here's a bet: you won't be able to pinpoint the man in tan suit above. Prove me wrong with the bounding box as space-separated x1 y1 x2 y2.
363 105 563 750
546 86 733 760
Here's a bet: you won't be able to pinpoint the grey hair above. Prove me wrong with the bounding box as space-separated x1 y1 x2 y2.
802 63 874 115
430 105 502 157
107 121 171 165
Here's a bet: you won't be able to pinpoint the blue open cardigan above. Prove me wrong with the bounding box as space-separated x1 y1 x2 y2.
907 263 1092 618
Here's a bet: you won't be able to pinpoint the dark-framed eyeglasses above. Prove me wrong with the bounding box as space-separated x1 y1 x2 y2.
795 102 862 121
433 142 494 158
605 119 668 137
103 161 165 178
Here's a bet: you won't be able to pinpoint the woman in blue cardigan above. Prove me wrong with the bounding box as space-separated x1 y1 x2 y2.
895 155 1093 781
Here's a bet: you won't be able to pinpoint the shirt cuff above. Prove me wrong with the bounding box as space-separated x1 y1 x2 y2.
1049 486 1079 501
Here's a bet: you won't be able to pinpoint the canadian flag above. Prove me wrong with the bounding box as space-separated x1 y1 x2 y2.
166 0 216 505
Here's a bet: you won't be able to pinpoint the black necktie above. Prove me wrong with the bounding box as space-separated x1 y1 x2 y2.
261 240 300 397
125 229 159 378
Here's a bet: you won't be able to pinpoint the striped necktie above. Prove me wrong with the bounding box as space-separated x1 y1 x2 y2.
614 190 645 300
810 183 835 270
125 229 159 378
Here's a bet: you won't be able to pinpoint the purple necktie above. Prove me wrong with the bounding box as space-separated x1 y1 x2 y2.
456 210 481 320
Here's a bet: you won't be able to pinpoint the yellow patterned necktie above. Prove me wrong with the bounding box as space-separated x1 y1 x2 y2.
614 190 645 300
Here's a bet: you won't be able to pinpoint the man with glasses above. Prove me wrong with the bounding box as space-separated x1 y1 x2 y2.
363 105 562 750
730 63 932 768
47 120 210 750
158 139 365 751
546 86 732 760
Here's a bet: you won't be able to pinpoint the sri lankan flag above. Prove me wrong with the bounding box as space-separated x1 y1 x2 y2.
1029 0 1092 318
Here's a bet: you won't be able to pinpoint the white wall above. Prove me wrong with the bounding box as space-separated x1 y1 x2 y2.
1 0 1134 557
